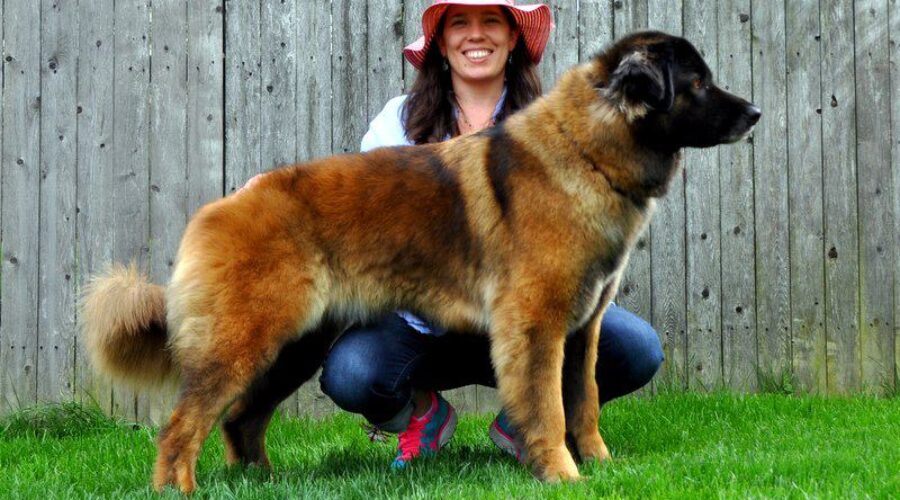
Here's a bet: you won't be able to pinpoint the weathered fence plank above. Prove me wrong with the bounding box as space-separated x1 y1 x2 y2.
148 0 188 272
0 0 3 406
647 0 686 390
402 0 424 93
1 0 41 412
854 0 895 393
683 0 721 391
225 0 261 193
540 0 579 89
298 1 333 163
333 0 369 155
368 0 405 121
579 0 614 61
786 0 826 393
261 0 298 173
145 0 189 425
110 0 152 420
821 0 860 394
891 0 900 391
717 0 756 391
37 0 79 406
187 1 224 216
613 0 648 38
75 0 116 413
752 0 791 385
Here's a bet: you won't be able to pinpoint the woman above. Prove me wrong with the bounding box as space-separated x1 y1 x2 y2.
316 0 665 469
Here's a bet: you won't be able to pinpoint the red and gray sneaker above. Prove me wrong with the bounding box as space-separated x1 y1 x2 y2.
391 391 457 469
489 410 526 463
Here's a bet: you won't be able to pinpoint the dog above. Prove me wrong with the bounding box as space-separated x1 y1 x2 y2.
81 31 760 493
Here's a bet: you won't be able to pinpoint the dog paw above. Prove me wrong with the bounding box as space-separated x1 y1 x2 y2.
175 464 197 494
153 459 196 494
575 430 611 463
533 446 581 483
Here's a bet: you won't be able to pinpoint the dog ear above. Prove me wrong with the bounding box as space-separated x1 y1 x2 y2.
602 45 674 120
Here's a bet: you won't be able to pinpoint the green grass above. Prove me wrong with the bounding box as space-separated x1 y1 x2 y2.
1 393 898 499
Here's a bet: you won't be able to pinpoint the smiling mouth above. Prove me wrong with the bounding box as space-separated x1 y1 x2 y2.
463 49 493 61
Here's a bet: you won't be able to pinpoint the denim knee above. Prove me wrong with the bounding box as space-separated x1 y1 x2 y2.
319 333 386 413
318 321 421 430
598 304 665 401
627 323 665 387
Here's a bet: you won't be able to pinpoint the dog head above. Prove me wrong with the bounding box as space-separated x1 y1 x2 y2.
597 31 761 151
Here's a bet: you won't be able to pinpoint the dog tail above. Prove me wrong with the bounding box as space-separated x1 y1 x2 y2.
81 263 178 391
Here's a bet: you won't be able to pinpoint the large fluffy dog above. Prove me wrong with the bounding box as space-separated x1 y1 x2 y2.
82 31 759 493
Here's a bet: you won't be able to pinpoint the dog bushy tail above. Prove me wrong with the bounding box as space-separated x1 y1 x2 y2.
81 263 177 391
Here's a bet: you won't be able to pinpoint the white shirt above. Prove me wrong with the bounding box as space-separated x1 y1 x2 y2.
361 96 413 150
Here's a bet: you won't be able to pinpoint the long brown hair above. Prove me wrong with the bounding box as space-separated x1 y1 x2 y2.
402 12 543 145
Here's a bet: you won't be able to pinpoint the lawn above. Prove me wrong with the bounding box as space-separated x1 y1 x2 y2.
1 393 898 499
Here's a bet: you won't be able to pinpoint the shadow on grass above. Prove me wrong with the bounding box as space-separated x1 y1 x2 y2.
203 444 521 489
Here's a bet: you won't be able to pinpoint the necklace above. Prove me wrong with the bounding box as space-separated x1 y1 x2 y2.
451 93 497 134
457 107 495 132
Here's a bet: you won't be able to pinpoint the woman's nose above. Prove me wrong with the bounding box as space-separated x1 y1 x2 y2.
465 22 486 40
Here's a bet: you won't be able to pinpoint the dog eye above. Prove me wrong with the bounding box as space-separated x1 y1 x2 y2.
692 78 704 90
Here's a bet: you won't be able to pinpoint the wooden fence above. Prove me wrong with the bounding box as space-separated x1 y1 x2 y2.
1 0 897 422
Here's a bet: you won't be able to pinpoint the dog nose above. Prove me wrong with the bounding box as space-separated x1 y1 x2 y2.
746 105 762 124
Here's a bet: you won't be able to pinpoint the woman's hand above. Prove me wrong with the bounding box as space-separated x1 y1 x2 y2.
239 172 266 192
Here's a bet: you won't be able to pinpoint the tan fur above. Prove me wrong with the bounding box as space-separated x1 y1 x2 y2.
80 32 749 493
81 263 176 389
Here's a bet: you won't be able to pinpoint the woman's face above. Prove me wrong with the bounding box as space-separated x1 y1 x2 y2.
437 6 518 85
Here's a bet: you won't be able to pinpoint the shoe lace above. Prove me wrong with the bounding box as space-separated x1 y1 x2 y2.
396 414 428 460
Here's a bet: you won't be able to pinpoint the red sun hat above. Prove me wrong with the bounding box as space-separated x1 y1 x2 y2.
403 0 554 70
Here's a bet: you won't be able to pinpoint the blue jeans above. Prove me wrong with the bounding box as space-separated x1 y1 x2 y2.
319 303 664 432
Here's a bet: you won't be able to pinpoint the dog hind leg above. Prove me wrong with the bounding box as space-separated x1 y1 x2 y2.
153 309 321 493
221 320 339 467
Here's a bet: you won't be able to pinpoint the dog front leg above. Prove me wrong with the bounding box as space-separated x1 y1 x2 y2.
563 311 610 464
563 276 620 463
490 309 579 482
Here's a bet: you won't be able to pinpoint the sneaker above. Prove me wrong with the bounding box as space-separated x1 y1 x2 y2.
489 410 526 463
391 392 457 469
